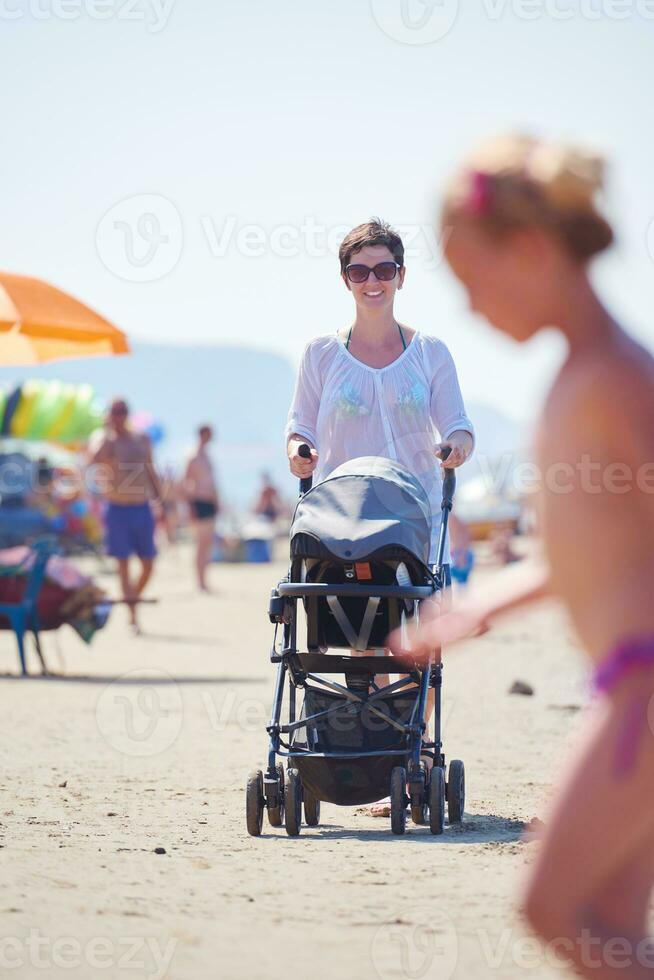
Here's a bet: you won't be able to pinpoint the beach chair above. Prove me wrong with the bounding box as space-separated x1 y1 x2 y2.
0 539 53 676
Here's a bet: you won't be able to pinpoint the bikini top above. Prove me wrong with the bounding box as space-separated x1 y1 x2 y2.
345 322 407 352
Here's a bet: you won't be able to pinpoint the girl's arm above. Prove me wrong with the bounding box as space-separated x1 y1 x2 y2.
389 558 551 658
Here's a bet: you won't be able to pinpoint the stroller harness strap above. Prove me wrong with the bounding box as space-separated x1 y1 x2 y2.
326 595 381 652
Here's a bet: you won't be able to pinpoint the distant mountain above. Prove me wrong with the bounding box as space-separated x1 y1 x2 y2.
0 344 526 509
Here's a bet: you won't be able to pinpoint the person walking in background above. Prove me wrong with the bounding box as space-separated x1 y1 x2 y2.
184 425 220 592
90 398 161 635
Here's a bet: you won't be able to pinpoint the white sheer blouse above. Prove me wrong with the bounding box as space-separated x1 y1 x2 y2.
285 332 474 563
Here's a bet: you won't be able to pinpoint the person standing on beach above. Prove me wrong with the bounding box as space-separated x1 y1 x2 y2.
91 398 161 635
184 425 220 592
393 135 654 979
253 472 284 522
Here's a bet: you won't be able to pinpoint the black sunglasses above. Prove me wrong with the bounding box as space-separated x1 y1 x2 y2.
345 261 401 284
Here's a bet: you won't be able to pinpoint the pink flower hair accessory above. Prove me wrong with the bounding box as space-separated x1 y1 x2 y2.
466 170 494 216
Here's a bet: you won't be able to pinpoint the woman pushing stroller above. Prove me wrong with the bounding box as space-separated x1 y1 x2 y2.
285 219 474 812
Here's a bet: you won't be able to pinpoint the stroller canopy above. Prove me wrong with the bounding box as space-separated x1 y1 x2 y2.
291 457 432 567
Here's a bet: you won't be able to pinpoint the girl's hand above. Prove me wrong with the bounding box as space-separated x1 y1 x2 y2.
288 439 319 479
435 430 473 468
388 559 550 662
388 597 489 661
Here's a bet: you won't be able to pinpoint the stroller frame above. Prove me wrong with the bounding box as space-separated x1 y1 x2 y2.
246 452 465 837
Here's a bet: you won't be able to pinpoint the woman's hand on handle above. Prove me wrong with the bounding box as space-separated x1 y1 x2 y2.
435 430 474 469
287 437 319 479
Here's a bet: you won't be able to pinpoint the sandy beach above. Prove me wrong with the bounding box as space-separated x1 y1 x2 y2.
0 541 591 980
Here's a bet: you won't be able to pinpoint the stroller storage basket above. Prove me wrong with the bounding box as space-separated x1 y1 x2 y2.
289 685 418 806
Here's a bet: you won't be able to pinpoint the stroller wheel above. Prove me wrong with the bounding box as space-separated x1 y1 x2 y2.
304 790 321 827
267 764 285 828
410 801 429 826
390 767 407 835
410 764 428 825
284 769 302 837
447 759 465 824
429 767 445 835
246 770 264 837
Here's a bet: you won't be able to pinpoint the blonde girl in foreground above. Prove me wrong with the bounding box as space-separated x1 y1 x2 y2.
391 135 654 979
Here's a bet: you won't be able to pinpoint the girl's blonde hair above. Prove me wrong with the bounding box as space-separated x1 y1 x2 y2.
442 134 614 260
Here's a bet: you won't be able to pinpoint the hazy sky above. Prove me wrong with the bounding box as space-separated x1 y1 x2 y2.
2 0 653 425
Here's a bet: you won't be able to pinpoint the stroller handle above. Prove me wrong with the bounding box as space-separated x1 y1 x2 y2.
439 446 456 512
434 445 456 572
298 443 456 507
298 442 313 496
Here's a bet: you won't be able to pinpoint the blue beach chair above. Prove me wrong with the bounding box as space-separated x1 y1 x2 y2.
0 539 53 676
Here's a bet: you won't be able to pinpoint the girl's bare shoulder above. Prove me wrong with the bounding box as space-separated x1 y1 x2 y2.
548 332 654 443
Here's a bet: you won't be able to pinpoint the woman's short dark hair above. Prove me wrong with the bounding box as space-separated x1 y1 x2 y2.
339 218 404 274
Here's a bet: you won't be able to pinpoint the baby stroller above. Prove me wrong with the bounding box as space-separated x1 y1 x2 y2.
246 449 465 837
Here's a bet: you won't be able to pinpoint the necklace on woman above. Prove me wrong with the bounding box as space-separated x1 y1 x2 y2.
345 322 407 352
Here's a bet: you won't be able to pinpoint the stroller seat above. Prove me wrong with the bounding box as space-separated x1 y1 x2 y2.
289 456 437 654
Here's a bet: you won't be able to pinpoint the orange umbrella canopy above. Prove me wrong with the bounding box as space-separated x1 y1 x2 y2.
0 272 129 365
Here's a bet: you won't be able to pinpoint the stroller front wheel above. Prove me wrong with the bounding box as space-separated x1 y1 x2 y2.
390 767 407 835
447 759 465 824
429 767 445 836
267 764 285 828
304 790 321 827
246 770 264 837
285 768 302 837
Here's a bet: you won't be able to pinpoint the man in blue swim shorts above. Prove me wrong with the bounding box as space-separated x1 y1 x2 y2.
91 398 162 634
